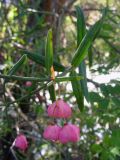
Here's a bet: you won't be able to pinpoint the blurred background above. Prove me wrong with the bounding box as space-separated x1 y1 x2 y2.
0 0 120 160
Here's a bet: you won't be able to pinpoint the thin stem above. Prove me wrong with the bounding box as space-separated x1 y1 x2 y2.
87 78 100 87
0 66 81 107
6 83 48 106
2 80 54 107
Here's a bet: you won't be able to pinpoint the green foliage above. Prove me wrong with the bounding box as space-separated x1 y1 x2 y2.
23 50 65 72
48 85 56 102
76 6 86 45
71 15 105 68
76 6 89 102
8 54 27 76
0 0 120 160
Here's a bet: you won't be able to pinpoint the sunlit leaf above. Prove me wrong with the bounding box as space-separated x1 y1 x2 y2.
76 6 89 102
71 9 106 68
45 29 53 74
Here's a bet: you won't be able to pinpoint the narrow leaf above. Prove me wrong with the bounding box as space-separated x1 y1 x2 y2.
48 85 56 102
45 29 53 74
79 61 89 102
70 71 84 111
8 54 27 76
88 46 93 67
45 29 56 102
55 75 83 82
76 6 86 46
76 6 89 102
71 11 106 68
23 51 65 72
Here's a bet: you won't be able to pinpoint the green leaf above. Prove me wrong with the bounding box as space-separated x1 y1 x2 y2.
23 50 65 72
110 147 120 156
0 74 49 82
89 92 102 102
8 54 27 76
70 70 84 111
45 29 53 74
48 85 56 102
76 6 89 102
35 105 44 116
88 46 93 67
45 29 56 102
71 10 106 68
55 75 83 82
91 144 102 154
79 61 89 102
101 151 112 160
111 129 120 147
76 6 86 46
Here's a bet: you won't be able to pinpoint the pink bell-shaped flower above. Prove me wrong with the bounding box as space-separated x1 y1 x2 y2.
47 99 72 118
59 124 80 144
43 125 61 141
14 134 28 151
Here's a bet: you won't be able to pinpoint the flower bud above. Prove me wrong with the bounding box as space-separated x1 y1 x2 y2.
43 125 61 141
14 134 28 151
59 124 80 144
25 81 32 87
47 99 72 118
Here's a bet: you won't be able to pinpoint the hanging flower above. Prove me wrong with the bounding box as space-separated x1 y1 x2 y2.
43 125 61 141
59 124 80 144
47 99 72 118
14 134 28 151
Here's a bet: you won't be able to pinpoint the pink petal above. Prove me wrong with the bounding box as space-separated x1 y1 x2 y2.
47 99 72 118
59 124 80 144
43 125 61 141
68 124 80 142
14 134 28 151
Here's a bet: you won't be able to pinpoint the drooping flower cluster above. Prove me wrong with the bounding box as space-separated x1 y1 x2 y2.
43 99 80 144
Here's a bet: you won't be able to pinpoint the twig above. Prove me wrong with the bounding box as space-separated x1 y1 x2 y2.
10 147 18 160
5 83 47 106
17 107 39 132
103 38 120 55
87 78 100 87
